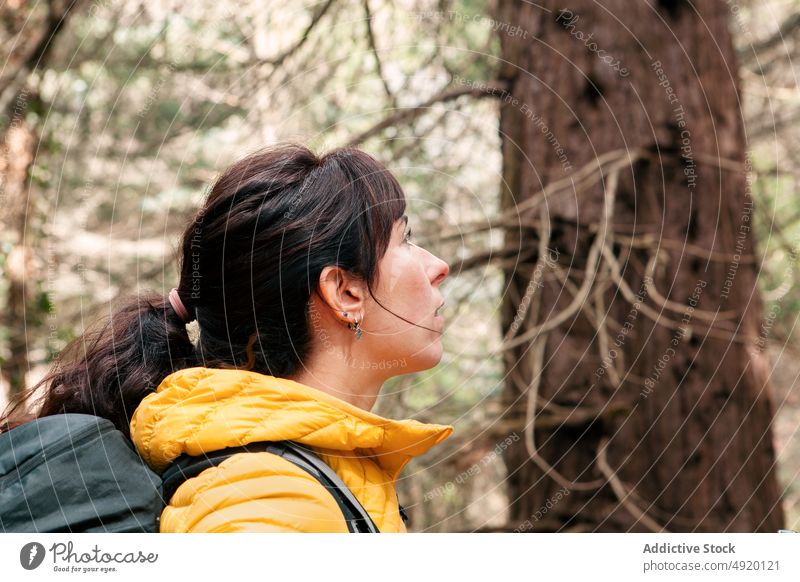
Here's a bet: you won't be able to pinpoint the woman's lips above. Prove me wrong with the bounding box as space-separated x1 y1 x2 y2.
434 301 445 329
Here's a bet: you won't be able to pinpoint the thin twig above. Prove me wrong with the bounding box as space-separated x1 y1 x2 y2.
610 231 756 264
362 0 396 107
592 274 623 388
643 250 741 322
601 243 758 345
521 196 607 491
346 83 509 147
498 158 627 352
438 149 638 243
265 0 336 70
597 437 670 532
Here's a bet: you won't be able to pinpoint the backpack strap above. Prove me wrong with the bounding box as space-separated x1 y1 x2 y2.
159 441 380 533
280 441 383 533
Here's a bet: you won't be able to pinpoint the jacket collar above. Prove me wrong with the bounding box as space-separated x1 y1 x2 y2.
130 366 453 481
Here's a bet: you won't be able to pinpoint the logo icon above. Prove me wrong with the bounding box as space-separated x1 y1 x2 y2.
19 542 46 570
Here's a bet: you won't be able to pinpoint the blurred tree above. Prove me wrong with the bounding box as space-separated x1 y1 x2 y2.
493 0 784 531
0 0 82 395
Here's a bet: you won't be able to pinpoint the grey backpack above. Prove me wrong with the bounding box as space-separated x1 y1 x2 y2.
0 413 385 533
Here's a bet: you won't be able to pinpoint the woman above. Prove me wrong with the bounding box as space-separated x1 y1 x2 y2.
1 143 453 532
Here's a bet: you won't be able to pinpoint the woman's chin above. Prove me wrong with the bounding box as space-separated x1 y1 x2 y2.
381 338 445 377
411 343 445 372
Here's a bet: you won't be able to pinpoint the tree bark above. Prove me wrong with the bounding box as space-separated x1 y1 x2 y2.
0 2 80 396
0 94 38 397
494 0 784 532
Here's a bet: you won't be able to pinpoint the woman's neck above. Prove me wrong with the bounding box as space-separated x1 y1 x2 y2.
287 366 382 412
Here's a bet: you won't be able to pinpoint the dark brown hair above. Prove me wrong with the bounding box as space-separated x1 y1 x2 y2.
0 143 406 438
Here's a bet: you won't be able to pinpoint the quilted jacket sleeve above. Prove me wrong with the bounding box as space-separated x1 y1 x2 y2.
158 451 350 533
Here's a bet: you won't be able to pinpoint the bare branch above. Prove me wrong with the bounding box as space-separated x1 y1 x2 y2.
518 165 622 491
499 157 629 352
362 0 395 106
346 82 509 147
265 0 336 70
597 437 670 532
741 12 800 64
643 249 741 323
600 243 757 344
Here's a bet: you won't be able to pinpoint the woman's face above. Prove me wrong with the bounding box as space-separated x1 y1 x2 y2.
364 215 450 373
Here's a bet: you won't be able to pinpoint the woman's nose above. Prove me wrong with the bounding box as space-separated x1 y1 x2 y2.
429 253 449 286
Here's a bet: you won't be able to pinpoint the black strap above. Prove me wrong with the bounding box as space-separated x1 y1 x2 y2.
159 441 381 533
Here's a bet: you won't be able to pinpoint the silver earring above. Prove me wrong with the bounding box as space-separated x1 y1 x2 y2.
346 315 363 340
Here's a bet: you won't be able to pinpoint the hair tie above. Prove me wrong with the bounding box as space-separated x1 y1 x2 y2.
168 288 191 322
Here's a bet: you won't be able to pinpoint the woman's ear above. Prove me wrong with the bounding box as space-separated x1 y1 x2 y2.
316 265 367 318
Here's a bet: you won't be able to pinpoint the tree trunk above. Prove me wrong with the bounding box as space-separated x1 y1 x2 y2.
0 95 38 397
494 0 784 532
1 2 79 397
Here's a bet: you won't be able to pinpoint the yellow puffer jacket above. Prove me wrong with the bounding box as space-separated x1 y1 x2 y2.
130 367 453 533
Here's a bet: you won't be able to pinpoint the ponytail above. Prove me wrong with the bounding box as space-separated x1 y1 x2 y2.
0 291 197 439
